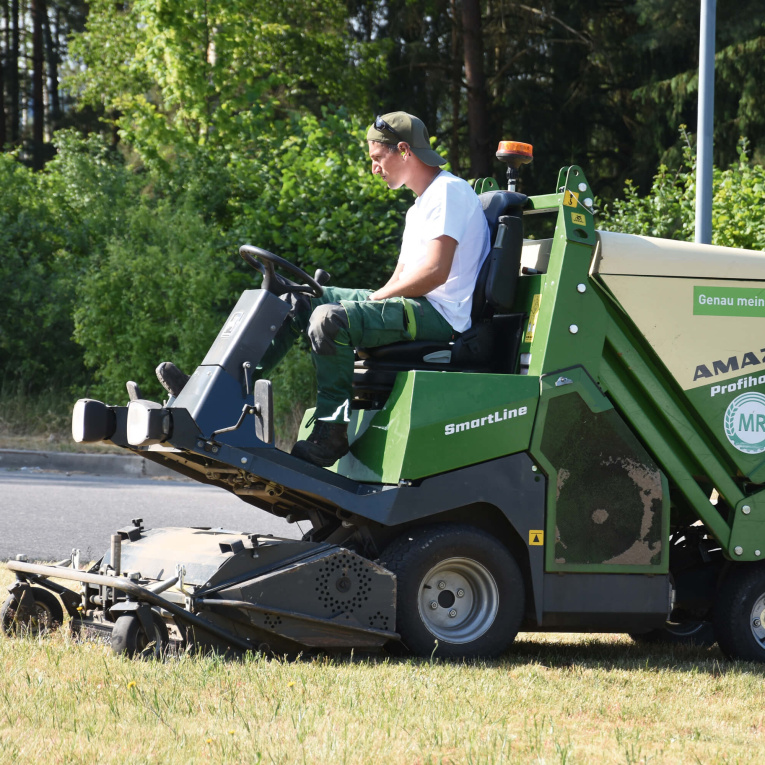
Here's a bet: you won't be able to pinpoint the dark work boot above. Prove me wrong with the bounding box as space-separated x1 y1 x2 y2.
291 421 349 467
156 361 190 398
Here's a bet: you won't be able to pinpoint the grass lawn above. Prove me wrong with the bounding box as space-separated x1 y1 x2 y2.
1 568 763 764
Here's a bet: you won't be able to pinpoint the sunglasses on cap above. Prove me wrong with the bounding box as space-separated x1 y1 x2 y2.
374 115 405 144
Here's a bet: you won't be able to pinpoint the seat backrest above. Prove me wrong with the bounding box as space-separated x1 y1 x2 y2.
472 191 527 321
480 190 527 240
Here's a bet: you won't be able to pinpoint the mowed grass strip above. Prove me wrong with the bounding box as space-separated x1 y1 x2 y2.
1 566 764 764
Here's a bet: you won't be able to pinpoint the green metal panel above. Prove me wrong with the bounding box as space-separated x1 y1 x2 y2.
592 279 765 560
530 366 669 574
523 167 608 378
473 177 500 193
730 490 765 558
518 169 765 562
321 371 539 484
683 372 765 483
518 167 765 565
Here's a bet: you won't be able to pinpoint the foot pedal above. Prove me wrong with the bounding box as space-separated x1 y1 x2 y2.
126 381 143 402
254 379 274 445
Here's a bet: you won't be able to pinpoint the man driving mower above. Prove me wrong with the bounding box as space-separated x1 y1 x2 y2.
157 112 490 468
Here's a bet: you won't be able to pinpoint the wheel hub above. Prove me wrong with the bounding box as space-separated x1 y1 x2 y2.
417 557 499 644
751 595 765 646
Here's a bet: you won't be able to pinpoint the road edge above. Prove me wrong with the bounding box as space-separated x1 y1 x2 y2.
0 448 190 481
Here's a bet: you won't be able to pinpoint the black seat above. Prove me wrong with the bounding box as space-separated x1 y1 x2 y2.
353 190 528 406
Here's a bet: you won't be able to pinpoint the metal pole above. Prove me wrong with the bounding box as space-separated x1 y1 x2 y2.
695 0 716 244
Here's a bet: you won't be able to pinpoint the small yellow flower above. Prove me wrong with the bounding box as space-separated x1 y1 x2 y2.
228 730 235 735
287 681 295 687
127 681 137 689
206 738 214 745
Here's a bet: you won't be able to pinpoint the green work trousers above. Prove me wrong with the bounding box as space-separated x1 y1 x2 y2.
261 287 455 422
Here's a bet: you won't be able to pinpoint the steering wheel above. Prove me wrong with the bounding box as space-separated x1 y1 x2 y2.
239 245 324 298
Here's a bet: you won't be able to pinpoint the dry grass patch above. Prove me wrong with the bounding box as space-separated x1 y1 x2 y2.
1 567 764 764
0 386 121 454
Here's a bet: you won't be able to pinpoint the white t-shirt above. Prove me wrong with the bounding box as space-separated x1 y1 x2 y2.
398 171 490 333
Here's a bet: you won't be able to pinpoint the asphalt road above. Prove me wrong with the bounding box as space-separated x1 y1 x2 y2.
0 469 302 562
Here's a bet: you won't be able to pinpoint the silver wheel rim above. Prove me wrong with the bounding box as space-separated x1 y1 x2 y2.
417 557 499 644
749 594 765 648
665 621 707 637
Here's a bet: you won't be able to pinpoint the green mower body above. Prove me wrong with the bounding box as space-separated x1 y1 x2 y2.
8 160 765 662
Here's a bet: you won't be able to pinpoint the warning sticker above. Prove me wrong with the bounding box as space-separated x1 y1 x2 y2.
563 190 579 207
571 212 587 225
529 530 544 546
524 294 542 343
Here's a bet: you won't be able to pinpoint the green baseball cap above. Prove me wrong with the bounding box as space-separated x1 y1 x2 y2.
367 112 446 167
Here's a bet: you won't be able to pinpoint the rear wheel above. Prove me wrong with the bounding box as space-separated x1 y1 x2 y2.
111 611 169 659
1 587 64 636
714 565 765 662
381 524 524 659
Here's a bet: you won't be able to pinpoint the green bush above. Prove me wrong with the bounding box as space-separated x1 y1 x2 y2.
69 108 408 416
4 109 412 439
0 154 81 388
600 136 765 251
72 201 231 402
227 108 408 286
0 133 144 392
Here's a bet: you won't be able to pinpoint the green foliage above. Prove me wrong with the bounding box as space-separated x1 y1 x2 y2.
68 0 387 169
0 154 68 385
228 108 408 287
63 106 406 405
72 200 230 402
630 1 765 173
347 0 765 197
0 139 129 389
270 344 317 448
600 135 765 251
0 132 144 391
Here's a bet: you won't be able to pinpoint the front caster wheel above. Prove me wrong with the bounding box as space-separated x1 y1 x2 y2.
111 611 169 659
1 587 64 636
714 565 765 662
381 524 525 659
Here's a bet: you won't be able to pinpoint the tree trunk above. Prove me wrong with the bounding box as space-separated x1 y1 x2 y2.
9 0 19 145
449 0 461 175
461 0 491 178
42 0 59 130
0 0 6 149
31 0 44 168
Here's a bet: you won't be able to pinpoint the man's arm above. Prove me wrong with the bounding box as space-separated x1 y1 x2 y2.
369 235 457 300
374 261 405 293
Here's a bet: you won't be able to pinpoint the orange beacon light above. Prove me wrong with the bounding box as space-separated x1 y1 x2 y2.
496 141 533 191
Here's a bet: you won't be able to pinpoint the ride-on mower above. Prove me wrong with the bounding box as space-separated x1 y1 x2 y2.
6 141 765 662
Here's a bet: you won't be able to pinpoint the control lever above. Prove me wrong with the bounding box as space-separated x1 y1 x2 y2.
314 269 331 286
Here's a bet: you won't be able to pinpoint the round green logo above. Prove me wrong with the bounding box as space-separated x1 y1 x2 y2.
724 392 765 454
